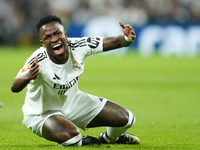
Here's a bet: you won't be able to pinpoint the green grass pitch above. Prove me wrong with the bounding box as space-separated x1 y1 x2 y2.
0 46 200 150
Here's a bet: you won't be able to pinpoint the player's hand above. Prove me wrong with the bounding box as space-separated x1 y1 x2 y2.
28 56 40 79
119 20 136 41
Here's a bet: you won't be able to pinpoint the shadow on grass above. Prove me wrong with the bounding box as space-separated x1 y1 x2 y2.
0 144 57 149
1 143 195 150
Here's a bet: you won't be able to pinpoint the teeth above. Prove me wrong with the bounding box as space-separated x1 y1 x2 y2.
53 44 61 48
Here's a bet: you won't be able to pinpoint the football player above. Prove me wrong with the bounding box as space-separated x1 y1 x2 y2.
11 15 139 147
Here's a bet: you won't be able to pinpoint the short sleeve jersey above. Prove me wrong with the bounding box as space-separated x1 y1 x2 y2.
16 37 103 116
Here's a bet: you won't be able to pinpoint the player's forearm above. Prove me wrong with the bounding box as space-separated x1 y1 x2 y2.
103 34 132 52
11 77 31 93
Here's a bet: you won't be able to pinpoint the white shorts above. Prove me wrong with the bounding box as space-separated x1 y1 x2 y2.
22 92 107 137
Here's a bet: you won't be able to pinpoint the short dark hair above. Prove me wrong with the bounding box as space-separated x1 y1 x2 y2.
36 15 63 33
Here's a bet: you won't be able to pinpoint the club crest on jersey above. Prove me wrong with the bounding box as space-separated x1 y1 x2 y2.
72 60 81 71
21 64 30 73
41 114 48 118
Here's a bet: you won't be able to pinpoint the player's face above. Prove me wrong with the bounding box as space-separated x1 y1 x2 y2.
39 22 69 64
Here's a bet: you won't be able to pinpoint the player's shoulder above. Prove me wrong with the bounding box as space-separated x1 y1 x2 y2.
27 47 48 65
67 37 87 49
67 37 101 50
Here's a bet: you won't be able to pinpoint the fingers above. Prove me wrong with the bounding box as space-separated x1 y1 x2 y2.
31 66 40 79
30 56 40 79
119 20 133 30
119 20 125 29
119 21 136 40
34 55 38 63
31 56 38 68
31 65 40 75
130 28 136 37
125 24 134 33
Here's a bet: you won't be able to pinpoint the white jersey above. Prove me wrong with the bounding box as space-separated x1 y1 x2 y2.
17 37 104 117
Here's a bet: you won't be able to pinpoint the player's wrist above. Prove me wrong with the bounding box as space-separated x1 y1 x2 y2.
122 33 133 43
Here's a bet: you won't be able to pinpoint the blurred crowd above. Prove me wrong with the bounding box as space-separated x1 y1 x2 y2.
1 0 200 45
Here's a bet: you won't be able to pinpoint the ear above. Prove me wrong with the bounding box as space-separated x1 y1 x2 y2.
65 31 67 38
40 40 45 47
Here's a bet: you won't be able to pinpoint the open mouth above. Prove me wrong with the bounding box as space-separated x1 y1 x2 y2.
53 43 64 55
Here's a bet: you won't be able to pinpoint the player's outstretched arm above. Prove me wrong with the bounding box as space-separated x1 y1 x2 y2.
103 20 136 52
11 56 40 93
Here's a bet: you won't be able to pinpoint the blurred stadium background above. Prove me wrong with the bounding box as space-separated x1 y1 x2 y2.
1 0 200 57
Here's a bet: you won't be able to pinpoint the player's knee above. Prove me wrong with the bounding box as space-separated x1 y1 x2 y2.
124 110 135 129
59 133 82 147
69 127 81 138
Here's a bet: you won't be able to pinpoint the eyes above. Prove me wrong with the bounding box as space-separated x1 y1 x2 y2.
44 31 62 41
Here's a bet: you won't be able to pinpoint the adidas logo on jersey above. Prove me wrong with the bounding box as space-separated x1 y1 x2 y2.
53 74 61 80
